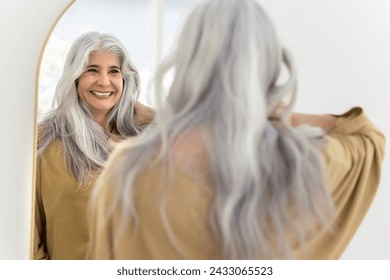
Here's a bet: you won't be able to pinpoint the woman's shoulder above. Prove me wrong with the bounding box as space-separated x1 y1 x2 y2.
38 139 62 160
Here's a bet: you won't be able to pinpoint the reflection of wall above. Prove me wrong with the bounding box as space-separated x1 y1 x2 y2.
0 0 389 260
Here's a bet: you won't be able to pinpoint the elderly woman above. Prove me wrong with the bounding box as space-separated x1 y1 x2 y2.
34 31 154 259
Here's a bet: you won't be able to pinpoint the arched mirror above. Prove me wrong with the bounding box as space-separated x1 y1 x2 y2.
33 0 201 260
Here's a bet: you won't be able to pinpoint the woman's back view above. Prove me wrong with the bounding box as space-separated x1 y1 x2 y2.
88 0 385 259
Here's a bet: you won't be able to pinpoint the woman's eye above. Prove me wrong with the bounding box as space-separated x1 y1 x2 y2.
109 69 121 75
86 68 98 73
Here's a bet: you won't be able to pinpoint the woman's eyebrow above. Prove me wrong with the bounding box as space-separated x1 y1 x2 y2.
86 65 121 69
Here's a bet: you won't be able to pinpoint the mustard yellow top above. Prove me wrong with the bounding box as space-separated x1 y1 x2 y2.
38 107 386 260
33 140 96 259
33 103 152 260
88 108 385 259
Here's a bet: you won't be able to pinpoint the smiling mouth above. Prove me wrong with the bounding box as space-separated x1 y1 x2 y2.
91 91 113 97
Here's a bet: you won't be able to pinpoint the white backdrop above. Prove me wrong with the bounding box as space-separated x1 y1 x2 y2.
0 0 389 259
259 0 390 259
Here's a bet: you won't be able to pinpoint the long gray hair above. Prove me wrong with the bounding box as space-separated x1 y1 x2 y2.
38 32 141 186
96 0 333 259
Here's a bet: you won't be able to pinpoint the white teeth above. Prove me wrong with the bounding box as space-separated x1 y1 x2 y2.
92 91 112 97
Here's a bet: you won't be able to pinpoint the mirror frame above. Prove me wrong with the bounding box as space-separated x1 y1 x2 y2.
31 0 76 259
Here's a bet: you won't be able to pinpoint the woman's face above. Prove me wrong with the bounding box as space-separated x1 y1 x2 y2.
77 50 123 122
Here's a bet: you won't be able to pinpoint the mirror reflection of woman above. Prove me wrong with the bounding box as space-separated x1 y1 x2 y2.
34 31 154 260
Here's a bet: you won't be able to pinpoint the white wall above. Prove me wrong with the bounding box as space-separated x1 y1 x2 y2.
259 0 390 259
0 0 73 259
0 0 388 259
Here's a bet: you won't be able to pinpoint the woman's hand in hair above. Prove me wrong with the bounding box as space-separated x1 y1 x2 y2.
268 101 286 121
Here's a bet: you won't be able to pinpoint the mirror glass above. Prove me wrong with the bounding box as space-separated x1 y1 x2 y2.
38 0 150 121
33 0 200 259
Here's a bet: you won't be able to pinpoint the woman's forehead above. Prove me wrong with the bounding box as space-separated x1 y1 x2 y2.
87 50 121 66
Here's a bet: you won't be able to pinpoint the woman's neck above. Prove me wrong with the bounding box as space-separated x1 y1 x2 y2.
93 112 108 130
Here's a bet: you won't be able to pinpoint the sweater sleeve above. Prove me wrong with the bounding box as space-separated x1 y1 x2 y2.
316 107 386 258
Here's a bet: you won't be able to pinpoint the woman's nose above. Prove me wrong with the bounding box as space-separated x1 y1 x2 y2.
97 73 111 86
